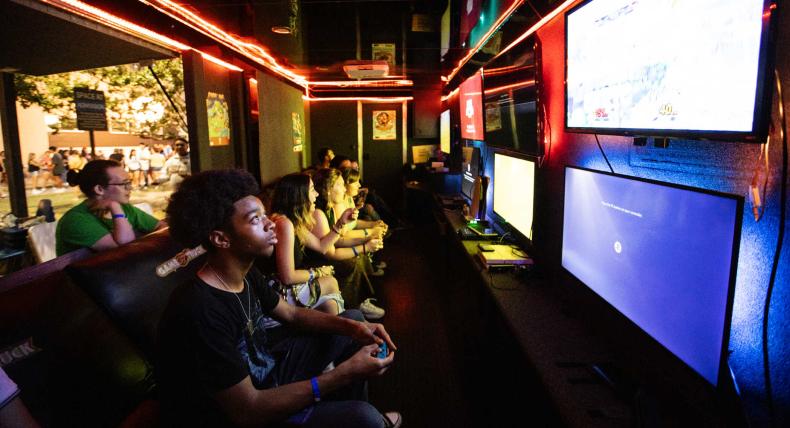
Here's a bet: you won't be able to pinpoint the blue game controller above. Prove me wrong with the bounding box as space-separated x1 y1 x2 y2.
377 343 388 359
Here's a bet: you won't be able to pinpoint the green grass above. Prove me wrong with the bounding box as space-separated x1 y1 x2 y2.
0 186 171 222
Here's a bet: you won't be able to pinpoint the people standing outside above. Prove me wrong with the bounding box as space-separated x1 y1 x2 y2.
126 149 141 188
138 142 151 188
50 148 67 192
158 169 400 427
149 146 166 185
28 153 42 194
163 138 191 187
55 159 165 256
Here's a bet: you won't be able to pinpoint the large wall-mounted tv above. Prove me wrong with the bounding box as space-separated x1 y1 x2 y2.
459 72 484 141
561 166 743 387
565 0 774 141
492 152 536 242
483 82 541 155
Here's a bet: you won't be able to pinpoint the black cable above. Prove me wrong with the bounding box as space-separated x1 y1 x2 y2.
594 134 614 174
148 65 188 131
762 69 787 428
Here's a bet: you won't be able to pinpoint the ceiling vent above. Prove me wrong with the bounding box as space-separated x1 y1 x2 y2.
343 60 389 79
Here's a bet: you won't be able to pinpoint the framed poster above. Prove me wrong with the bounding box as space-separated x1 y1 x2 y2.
372 43 396 68
485 101 502 131
292 112 304 152
206 92 230 146
373 110 397 140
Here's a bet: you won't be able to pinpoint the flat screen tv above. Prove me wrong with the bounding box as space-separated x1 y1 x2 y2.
483 83 541 155
459 72 484 140
440 109 451 153
565 0 774 141
561 166 743 386
461 146 481 200
492 152 536 241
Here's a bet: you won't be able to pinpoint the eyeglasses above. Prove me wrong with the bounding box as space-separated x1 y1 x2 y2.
106 181 133 189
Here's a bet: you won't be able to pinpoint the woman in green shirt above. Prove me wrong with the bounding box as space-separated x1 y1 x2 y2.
55 159 165 256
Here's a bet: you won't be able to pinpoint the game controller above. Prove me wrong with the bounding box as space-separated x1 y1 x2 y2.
377 343 388 359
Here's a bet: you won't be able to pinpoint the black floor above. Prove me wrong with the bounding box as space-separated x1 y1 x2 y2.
364 221 561 428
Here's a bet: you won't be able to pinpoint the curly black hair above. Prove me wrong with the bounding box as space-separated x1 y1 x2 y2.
166 169 261 249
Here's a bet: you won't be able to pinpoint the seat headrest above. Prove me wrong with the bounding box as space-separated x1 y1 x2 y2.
66 229 205 356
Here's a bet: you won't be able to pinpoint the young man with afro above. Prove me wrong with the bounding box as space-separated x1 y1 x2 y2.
156 169 401 427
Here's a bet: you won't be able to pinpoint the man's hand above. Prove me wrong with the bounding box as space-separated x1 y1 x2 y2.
349 320 397 351
336 344 395 380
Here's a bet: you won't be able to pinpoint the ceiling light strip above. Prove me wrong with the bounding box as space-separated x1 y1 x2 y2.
46 1 245 72
489 0 577 64
49 0 189 50
139 0 307 86
304 96 413 102
308 80 413 88
444 0 525 83
441 87 460 102
483 80 535 95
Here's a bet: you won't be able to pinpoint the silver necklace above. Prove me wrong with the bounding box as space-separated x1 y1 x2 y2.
209 265 254 336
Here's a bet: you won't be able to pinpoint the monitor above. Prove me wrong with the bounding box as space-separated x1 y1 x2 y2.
459 72 484 140
461 146 480 200
492 152 536 241
561 166 742 386
565 0 774 141
484 84 540 155
440 109 451 153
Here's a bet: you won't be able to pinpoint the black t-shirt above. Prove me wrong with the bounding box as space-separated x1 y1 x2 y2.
156 267 282 427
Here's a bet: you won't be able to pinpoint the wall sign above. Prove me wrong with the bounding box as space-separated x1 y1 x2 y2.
206 92 230 146
373 110 396 140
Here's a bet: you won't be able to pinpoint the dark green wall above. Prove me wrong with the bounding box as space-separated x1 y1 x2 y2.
257 71 308 184
182 50 243 172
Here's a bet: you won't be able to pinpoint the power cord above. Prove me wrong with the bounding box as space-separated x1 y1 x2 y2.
762 68 787 428
594 134 615 174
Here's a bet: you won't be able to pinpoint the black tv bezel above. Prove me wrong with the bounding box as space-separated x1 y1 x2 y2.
490 148 539 248
482 36 545 156
460 145 481 200
559 165 743 389
563 0 775 143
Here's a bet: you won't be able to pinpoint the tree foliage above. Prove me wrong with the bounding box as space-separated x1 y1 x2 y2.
14 58 187 139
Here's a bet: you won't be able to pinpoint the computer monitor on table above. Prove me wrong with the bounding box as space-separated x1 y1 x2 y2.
461 146 481 201
491 152 536 245
561 166 742 387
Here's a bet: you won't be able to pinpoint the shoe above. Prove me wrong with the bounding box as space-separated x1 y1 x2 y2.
383 412 402 428
31 189 43 195
370 267 385 277
375 261 387 269
359 298 385 320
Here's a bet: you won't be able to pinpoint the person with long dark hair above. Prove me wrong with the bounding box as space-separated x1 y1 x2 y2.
268 173 381 315
55 159 164 256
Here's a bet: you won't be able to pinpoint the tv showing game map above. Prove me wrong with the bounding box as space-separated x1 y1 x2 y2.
561 166 742 386
565 0 773 141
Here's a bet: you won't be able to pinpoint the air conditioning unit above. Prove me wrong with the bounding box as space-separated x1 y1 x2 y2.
343 60 389 79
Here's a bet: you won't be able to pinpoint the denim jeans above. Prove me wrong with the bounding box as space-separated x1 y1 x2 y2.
272 310 387 428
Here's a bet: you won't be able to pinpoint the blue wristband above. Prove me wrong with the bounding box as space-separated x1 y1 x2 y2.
310 377 321 402
112 213 127 219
